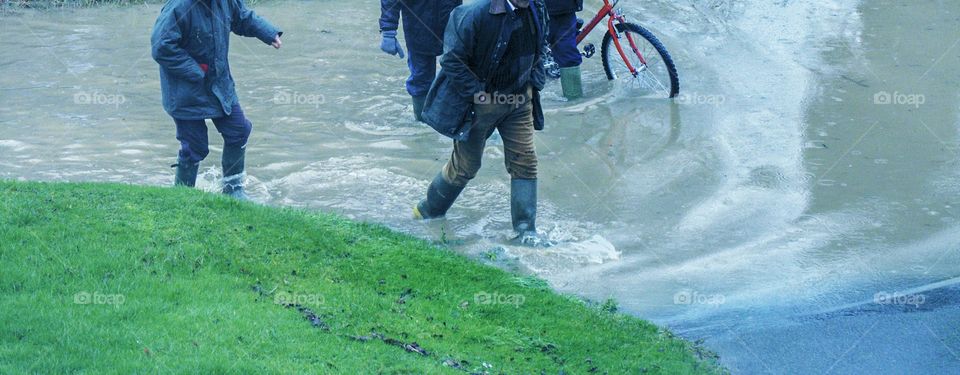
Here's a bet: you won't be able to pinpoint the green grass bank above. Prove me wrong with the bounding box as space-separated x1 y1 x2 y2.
0 181 722 373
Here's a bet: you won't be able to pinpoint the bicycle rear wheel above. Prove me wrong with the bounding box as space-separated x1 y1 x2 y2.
601 21 680 98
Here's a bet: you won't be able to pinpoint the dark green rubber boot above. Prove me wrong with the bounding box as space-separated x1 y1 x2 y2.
414 173 466 219
221 144 250 201
173 160 199 187
511 178 539 245
560 66 584 99
412 95 427 122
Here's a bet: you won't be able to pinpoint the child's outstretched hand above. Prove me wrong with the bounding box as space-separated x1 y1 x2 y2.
271 35 282 49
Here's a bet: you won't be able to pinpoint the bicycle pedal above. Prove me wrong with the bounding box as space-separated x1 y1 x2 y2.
582 43 596 58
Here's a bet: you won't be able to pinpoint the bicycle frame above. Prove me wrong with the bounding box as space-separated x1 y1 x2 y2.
576 0 647 77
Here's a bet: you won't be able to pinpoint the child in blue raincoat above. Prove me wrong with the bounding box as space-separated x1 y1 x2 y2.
151 0 282 199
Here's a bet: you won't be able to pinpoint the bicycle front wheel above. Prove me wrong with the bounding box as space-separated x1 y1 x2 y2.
601 22 680 98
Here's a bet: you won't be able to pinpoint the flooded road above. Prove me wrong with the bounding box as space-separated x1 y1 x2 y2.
1 0 959 373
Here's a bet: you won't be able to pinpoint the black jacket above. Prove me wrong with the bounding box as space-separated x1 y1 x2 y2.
546 0 582 16
421 0 548 140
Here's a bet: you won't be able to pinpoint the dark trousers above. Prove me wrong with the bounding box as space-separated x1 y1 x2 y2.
174 104 252 165
442 87 537 186
406 52 438 97
547 12 582 68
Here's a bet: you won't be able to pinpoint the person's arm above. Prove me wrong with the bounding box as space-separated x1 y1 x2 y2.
378 0 405 58
531 4 548 91
379 0 401 32
438 8 483 98
230 0 282 47
151 6 204 83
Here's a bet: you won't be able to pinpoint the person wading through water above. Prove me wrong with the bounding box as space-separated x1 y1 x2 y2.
379 0 462 122
546 0 584 99
414 0 549 245
151 0 282 200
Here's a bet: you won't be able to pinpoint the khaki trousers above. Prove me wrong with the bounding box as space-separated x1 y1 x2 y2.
442 87 538 186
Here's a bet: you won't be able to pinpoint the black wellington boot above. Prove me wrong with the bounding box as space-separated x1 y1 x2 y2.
511 178 540 245
221 143 250 201
173 160 199 187
414 173 466 219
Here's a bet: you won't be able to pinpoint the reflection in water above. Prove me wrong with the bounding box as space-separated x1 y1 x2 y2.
1 0 958 373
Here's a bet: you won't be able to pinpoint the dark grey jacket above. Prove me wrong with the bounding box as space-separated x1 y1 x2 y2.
151 0 280 120
421 0 548 141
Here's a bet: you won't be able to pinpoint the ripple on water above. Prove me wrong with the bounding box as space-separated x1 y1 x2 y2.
344 121 434 137
497 234 622 275
0 140 31 152
254 154 623 274
261 155 427 220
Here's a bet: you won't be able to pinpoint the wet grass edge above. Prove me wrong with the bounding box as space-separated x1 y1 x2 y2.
0 180 725 373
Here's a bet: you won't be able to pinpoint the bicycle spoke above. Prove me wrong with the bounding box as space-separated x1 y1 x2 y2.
639 70 669 92
617 33 670 97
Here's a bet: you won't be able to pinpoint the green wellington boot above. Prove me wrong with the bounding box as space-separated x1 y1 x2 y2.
414 173 466 219
173 160 199 187
221 144 250 201
559 66 584 99
412 95 427 122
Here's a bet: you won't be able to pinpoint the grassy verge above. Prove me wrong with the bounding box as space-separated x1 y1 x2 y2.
0 181 721 374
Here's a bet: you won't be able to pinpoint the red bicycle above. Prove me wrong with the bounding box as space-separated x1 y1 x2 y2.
545 0 680 98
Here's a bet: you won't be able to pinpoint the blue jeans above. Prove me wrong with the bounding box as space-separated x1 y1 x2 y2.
406 52 438 97
547 13 582 68
174 104 252 164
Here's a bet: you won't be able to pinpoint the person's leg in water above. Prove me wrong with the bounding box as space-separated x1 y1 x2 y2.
173 118 211 187
212 104 254 200
548 12 584 99
497 87 540 244
407 52 438 122
414 104 505 219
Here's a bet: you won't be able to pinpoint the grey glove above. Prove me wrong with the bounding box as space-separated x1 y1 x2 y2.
380 30 405 59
